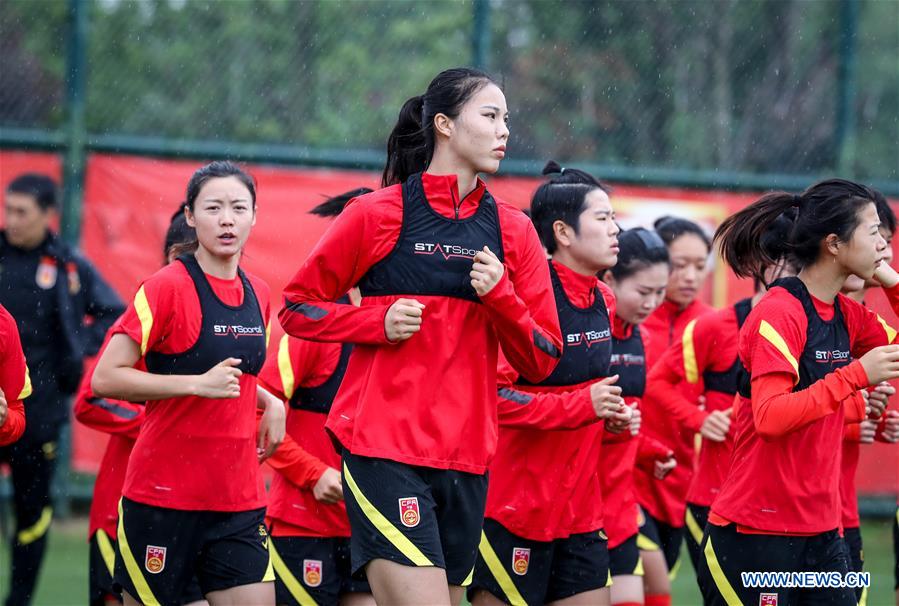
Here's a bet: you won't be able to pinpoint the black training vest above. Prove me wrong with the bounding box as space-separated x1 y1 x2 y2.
609 325 646 398
358 173 504 302
737 277 851 398
145 254 267 377
289 297 353 414
702 297 753 395
520 262 612 387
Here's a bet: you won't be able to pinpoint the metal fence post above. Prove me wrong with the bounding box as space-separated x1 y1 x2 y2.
60 0 89 246
835 0 859 176
472 0 491 70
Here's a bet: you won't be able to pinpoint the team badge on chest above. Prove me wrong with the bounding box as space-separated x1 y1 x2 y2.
759 593 778 606
512 547 530 575
303 559 322 587
398 497 420 528
36 256 57 289
145 545 166 574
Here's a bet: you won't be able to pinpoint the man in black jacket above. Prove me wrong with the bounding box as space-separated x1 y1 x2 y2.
0 173 124 606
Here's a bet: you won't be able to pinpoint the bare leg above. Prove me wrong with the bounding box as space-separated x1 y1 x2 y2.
365 559 451 606
123 591 140 606
206 581 274 606
641 550 671 599
610 574 643 605
470 589 509 606
548 587 610 606
340 591 377 606
448 585 466 605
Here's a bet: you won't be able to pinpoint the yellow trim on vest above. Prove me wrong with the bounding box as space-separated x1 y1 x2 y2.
17 365 32 400
759 320 799 378
116 500 160 606
477 531 527 606
270 540 317 605
277 334 295 400
265 321 271 348
636 533 660 552
685 508 704 546
877 314 897 342
95 529 117 577
343 463 433 567
17 506 52 545
683 319 699 383
703 535 743 606
134 286 154 356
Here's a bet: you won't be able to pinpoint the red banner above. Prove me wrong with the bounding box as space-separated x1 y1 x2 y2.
1 150 895 497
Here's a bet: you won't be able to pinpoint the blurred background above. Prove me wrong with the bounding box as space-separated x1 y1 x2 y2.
1 0 898 603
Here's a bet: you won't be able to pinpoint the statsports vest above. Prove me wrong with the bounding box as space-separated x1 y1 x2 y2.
702 297 752 394
358 173 504 302
609 325 646 398
738 277 851 397
520 262 612 387
291 345 352 413
145 254 266 376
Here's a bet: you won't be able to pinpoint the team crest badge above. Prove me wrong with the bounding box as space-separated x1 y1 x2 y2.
512 547 530 576
66 261 80 294
759 593 778 606
303 559 323 587
398 497 420 528
145 545 166 574
35 257 57 289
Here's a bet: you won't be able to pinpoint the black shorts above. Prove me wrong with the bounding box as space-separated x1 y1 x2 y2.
91 529 205 606
637 505 685 575
841 526 865 602
697 522 856 606
269 534 370 605
685 502 710 575
609 533 643 577
114 497 273 605
341 450 488 586
470 518 610 605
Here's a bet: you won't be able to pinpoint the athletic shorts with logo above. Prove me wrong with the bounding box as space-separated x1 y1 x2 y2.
341 450 487 586
697 523 855 606
684 502 711 575
608 533 643 577
114 497 273 605
470 517 611 605
638 505 684 574
269 534 370 606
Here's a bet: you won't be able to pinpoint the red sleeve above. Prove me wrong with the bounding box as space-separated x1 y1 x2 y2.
645 347 708 432
73 361 145 439
264 424 329 490
750 365 868 439
843 422 861 441
842 286 899 358
113 267 178 356
479 211 562 383
0 308 30 446
635 434 673 472
279 191 401 345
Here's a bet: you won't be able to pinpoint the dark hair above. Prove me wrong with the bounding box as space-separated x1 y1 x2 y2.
530 161 610 254
609 228 670 281
715 178 876 283
382 67 497 187
654 216 711 252
163 203 196 261
872 188 897 235
6 173 57 210
310 187 374 218
185 160 256 211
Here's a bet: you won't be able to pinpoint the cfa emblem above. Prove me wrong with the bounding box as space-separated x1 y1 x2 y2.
145 545 166 574
303 559 323 587
759 593 778 606
512 547 530 576
398 497 420 528
36 256 57 289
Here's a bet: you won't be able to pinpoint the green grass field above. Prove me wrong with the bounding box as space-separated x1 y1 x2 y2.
1 517 895 605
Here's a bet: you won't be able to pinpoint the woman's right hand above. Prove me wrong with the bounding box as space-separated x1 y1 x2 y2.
699 409 732 442
313 467 344 504
858 345 899 385
385 298 425 342
195 358 243 398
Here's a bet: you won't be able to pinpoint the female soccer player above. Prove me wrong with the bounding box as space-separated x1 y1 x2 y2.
635 216 714 601
257 189 375 606
92 161 285 606
75 209 207 606
278 68 563 606
599 227 677 606
469 162 631 606
0 303 30 446
697 179 899 606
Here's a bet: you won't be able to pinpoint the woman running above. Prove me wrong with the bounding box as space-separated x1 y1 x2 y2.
75 209 207 606
0 303 30 446
278 68 563 606
92 161 285 606
635 216 714 602
598 227 677 606
258 189 375 606
697 179 899 606
469 162 631 606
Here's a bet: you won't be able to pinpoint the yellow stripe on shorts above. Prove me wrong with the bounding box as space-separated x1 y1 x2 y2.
477 531 527 606
95 529 117 577
685 507 704 546
703 535 742 606
116 500 160 606
269 540 317 606
17 506 52 545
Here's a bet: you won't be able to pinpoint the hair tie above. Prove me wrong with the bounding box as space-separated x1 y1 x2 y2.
791 193 801 209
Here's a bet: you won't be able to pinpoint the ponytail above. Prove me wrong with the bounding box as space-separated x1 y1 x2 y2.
310 187 374 218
